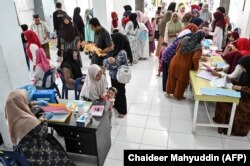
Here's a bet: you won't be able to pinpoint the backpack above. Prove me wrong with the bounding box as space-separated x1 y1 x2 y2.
116 65 131 84
0 150 29 166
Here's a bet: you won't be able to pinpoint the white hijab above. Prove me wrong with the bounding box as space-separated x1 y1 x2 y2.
177 29 191 38
80 64 108 101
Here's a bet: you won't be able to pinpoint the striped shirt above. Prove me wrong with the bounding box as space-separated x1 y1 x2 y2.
30 21 49 45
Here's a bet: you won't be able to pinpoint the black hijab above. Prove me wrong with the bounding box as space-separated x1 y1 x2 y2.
111 32 133 63
60 15 79 42
238 56 250 86
73 7 84 33
129 13 139 30
61 49 83 79
167 2 176 12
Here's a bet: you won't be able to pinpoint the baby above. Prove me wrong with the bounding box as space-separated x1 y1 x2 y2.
102 87 117 127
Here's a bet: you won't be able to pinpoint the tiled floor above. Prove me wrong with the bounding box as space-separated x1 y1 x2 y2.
2 48 248 165
52 51 250 165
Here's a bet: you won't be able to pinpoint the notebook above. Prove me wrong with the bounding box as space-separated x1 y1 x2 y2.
40 104 71 122
89 105 105 117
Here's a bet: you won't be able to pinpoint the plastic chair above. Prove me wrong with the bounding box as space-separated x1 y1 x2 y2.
41 69 61 101
57 67 85 99
74 76 86 100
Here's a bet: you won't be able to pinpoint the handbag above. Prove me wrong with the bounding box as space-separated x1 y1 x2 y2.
116 65 131 84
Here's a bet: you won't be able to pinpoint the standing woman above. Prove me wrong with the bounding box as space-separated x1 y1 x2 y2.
24 30 42 79
60 15 82 66
73 7 85 41
155 2 176 57
209 12 225 50
136 11 151 59
104 34 129 118
84 9 95 42
166 31 205 100
111 11 119 33
125 13 140 63
164 12 183 45
199 3 212 25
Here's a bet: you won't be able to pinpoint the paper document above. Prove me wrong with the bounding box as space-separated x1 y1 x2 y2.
196 70 218 80
201 88 241 98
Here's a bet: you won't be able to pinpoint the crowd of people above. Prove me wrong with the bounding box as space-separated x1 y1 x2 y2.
4 1 250 165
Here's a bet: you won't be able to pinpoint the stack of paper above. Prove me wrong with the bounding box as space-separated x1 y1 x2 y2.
201 88 241 98
196 70 218 80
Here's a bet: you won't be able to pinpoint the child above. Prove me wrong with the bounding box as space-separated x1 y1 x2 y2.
102 87 117 127
156 42 168 76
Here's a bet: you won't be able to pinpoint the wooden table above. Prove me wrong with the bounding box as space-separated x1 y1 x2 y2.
189 56 239 135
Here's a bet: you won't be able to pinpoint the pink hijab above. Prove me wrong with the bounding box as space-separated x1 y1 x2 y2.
36 48 50 72
5 90 41 145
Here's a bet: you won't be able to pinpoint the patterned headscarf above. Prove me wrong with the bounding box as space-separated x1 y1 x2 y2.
181 31 205 54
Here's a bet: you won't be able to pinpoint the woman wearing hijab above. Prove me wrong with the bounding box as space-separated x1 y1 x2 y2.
218 38 250 74
5 90 76 165
122 5 132 28
103 34 129 118
199 3 212 24
111 31 133 64
80 64 107 101
73 7 85 41
190 17 204 28
164 12 183 45
156 11 173 57
60 14 82 66
111 11 121 33
161 23 198 91
136 11 151 59
61 48 83 90
33 48 55 88
24 30 42 79
209 12 225 50
166 31 205 99
213 56 250 136
177 4 186 20
222 31 239 51
125 13 140 63
84 9 95 42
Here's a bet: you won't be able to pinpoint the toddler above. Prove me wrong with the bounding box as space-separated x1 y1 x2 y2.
102 87 117 127
157 42 168 76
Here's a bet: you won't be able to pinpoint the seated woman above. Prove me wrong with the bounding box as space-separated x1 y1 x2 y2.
33 48 55 88
80 64 108 101
212 56 250 136
61 48 83 90
5 89 76 165
166 31 205 100
217 38 250 74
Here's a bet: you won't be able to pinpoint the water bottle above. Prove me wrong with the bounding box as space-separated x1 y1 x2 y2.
77 101 84 116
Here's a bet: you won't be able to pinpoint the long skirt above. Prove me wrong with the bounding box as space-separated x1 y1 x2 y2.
19 123 76 166
213 100 250 136
166 74 188 99
111 79 127 115
162 61 169 92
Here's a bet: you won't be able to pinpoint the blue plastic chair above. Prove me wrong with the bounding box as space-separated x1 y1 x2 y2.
74 76 86 100
42 69 61 99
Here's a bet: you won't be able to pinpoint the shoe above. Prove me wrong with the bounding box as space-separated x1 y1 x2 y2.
118 114 125 118
165 93 170 97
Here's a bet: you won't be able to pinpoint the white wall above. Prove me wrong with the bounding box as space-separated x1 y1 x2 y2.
229 0 250 38
113 0 135 22
1 0 30 148
14 0 34 26
92 0 113 33
42 0 55 32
